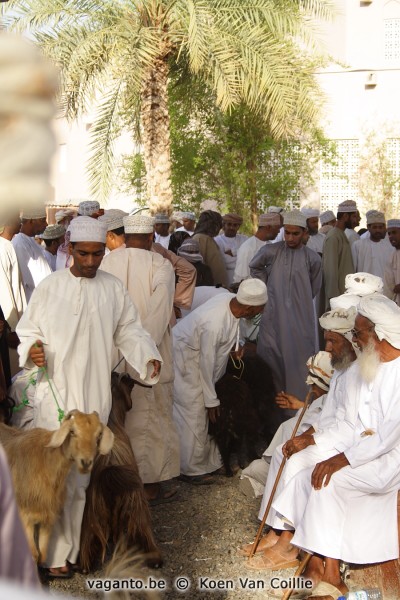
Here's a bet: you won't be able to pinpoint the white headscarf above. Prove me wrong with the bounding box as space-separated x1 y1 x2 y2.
305 351 334 392
319 306 357 344
358 295 400 350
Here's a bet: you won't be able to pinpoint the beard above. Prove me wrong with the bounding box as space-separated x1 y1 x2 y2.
357 340 381 384
331 348 354 371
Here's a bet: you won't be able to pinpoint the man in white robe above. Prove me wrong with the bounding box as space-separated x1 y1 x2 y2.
233 213 281 283
153 213 171 249
12 205 52 302
261 296 400 597
15 216 162 577
250 210 322 403
41 224 65 272
100 214 180 502
0 209 26 330
241 307 357 563
175 211 196 236
215 213 248 285
384 218 400 305
302 207 325 255
352 210 394 279
172 279 268 480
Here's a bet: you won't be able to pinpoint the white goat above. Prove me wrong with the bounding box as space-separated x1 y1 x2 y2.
0 410 114 564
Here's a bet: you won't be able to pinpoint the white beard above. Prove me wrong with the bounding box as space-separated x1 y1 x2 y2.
357 340 381 384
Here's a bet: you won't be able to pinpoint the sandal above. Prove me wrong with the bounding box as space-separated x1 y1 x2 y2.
178 473 216 485
237 534 278 557
308 581 348 599
39 565 74 580
246 546 299 571
148 487 179 506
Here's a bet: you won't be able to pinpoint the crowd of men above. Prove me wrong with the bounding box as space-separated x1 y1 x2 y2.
1 198 400 597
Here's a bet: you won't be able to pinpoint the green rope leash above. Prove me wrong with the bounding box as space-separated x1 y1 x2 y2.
13 366 65 423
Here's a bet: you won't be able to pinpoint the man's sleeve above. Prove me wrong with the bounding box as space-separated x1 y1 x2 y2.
15 287 46 368
249 246 269 284
198 327 221 408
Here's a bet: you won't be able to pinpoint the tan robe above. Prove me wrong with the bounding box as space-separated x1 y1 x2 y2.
100 248 180 483
321 227 354 312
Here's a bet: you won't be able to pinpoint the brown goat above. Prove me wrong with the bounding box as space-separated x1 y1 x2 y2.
79 373 162 572
0 410 114 564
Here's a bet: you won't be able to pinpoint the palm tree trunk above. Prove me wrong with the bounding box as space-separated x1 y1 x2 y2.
140 55 173 215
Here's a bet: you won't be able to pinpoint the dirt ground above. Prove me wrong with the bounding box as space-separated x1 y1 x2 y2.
49 471 300 600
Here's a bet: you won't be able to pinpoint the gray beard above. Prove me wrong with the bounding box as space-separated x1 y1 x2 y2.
357 340 381 384
331 351 354 372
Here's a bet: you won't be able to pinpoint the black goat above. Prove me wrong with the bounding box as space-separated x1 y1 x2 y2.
210 353 277 477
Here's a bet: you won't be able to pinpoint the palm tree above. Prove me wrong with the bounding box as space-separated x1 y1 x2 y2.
5 0 332 213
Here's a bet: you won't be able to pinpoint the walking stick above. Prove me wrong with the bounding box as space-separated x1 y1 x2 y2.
281 552 313 600
248 390 315 560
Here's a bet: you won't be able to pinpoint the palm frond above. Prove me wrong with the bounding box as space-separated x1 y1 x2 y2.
87 80 123 201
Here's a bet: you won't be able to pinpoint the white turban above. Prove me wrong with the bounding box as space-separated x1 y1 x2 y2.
366 210 385 225
345 273 384 296
22 205 47 220
123 215 155 234
330 294 362 310
387 219 400 229
258 213 281 227
41 224 65 240
283 209 307 228
55 209 75 223
69 216 107 243
305 351 334 392
319 306 357 343
320 210 335 225
301 207 320 219
78 200 100 216
181 211 196 221
98 209 127 232
358 295 400 349
337 200 357 213
236 279 268 306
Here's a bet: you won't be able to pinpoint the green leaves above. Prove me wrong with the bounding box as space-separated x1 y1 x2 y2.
4 0 332 204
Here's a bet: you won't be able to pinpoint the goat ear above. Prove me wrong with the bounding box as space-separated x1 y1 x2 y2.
47 420 71 448
98 425 114 455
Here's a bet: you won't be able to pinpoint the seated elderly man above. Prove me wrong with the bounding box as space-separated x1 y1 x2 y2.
173 278 267 484
240 307 357 559
256 296 400 599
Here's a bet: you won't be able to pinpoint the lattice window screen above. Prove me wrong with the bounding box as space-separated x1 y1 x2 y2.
318 140 360 213
386 138 400 212
384 19 400 61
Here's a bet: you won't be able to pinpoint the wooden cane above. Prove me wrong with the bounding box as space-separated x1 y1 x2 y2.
247 390 315 560
281 552 313 600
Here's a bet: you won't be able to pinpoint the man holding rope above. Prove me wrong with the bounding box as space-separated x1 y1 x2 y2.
15 216 162 578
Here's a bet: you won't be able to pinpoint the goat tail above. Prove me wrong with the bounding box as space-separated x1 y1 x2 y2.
104 541 161 599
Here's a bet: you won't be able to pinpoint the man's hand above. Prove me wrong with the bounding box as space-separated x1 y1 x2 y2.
282 434 315 458
393 283 400 294
276 391 303 411
230 346 244 361
207 406 220 424
225 249 234 257
29 340 46 368
149 360 161 379
311 453 349 490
